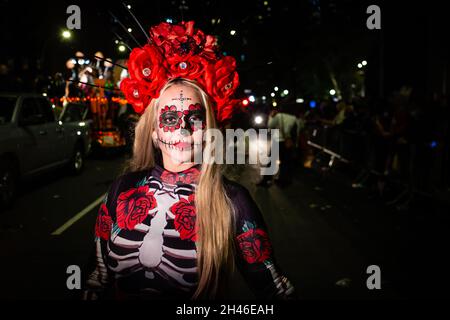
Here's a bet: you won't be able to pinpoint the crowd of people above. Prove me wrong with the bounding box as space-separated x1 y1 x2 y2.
258 88 449 211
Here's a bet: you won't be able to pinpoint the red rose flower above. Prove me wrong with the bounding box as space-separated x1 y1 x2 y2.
170 194 197 241
166 55 207 80
116 186 157 230
150 21 202 58
128 45 168 91
198 62 216 97
200 35 219 61
149 22 175 53
215 98 241 124
95 203 113 240
120 78 151 114
172 37 198 58
212 56 239 99
236 228 272 264
120 20 240 119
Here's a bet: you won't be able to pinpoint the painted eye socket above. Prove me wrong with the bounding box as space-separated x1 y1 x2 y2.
187 113 204 124
161 112 180 126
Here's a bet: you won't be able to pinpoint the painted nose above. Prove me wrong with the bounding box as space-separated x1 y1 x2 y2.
180 128 190 136
180 116 192 136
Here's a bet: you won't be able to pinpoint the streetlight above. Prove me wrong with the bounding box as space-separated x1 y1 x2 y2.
249 95 256 103
357 63 363 69
362 60 368 66
230 30 236 36
118 45 126 52
274 86 279 92
283 89 289 95
127 28 133 33
62 30 72 39
272 102 277 107
329 89 336 96
270 92 275 97
254 115 263 125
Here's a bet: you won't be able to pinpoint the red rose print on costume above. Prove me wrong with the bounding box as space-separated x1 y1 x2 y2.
95 203 113 240
160 171 177 185
116 185 157 230
236 227 272 264
160 167 201 185
170 194 197 241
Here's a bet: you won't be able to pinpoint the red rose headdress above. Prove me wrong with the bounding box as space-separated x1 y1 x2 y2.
120 21 240 124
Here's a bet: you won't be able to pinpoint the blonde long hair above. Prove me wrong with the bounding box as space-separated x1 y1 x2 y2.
122 78 236 299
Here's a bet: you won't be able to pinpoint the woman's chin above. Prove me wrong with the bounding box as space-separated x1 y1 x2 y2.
165 149 195 164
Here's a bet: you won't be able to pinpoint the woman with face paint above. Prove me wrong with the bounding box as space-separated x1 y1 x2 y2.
83 21 296 300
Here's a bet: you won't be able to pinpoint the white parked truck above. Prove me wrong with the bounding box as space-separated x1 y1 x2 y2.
0 93 92 207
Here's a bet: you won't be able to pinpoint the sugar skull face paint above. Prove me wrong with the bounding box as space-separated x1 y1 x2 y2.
153 85 206 165
159 103 206 133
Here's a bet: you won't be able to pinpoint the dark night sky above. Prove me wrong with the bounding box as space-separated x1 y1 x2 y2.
1 0 449 99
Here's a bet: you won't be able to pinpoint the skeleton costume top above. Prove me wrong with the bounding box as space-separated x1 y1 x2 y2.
84 164 295 300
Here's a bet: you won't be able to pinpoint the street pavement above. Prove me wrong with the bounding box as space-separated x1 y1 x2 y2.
1 151 448 300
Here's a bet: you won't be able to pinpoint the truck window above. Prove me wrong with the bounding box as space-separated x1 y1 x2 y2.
20 98 45 125
61 103 83 122
0 96 17 125
35 98 55 123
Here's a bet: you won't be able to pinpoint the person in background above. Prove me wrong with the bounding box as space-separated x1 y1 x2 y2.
256 105 297 187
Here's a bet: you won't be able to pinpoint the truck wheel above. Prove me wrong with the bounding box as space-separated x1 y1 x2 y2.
0 158 18 209
69 144 84 175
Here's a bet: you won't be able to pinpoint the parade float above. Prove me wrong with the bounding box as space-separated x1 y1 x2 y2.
54 52 133 151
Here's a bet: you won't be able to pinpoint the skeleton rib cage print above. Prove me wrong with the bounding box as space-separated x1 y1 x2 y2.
84 165 296 300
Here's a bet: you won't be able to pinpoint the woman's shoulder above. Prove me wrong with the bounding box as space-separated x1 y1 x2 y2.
107 169 151 197
223 178 271 242
223 178 261 219
223 178 251 201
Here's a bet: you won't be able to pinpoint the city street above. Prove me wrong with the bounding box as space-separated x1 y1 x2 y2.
3 150 447 300
2 0 450 307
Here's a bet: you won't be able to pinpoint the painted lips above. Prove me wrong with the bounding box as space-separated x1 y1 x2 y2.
158 139 200 151
174 141 192 148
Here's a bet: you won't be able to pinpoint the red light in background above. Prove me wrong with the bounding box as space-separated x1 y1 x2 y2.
242 99 249 106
